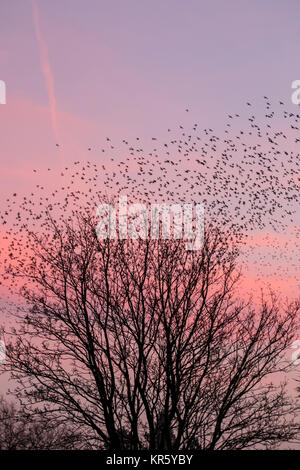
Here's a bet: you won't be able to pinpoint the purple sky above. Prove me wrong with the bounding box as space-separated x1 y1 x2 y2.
1 1 300 165
0 0 299 281
0 0 300 412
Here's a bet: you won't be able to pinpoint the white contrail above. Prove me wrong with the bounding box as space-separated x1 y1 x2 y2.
31 0 60 144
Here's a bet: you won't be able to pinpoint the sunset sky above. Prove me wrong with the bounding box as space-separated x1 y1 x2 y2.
0 1 299 295
0 0 299 438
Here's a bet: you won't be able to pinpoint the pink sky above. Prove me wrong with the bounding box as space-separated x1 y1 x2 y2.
0 1 299 299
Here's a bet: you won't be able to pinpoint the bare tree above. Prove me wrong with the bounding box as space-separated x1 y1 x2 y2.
0 395 84 449
1 208 299 450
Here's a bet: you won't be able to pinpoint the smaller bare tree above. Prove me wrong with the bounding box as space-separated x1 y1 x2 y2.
0 395 85 450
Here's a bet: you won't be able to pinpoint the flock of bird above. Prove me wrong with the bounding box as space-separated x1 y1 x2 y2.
1 97 299 297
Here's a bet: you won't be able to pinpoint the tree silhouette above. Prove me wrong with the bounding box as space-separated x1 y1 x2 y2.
1 206 300 450
0 395 84 449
